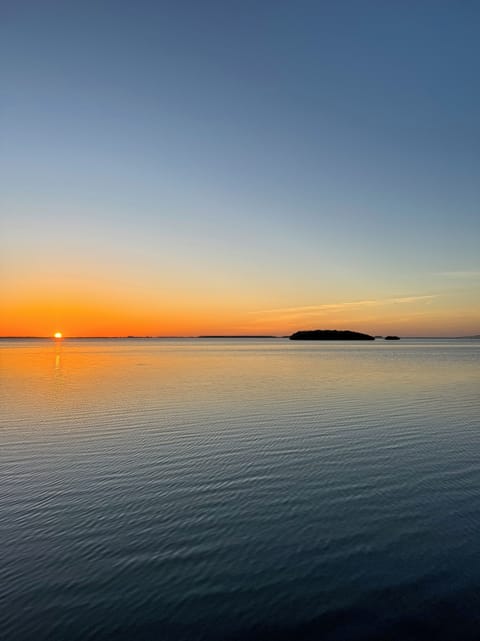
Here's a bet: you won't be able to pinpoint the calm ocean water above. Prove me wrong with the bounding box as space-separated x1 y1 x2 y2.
1 338 479 640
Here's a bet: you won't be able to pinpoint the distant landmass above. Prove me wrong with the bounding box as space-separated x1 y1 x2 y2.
290 330 375 341
385 335 400 340
198 335 276 339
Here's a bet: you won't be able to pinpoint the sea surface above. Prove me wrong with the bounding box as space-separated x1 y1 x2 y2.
1 338 479 640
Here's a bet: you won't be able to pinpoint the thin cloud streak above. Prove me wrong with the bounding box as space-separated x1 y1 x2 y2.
434 271 480 279
252 295 438 316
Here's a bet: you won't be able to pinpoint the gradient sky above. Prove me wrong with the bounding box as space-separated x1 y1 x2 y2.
2 0 479 336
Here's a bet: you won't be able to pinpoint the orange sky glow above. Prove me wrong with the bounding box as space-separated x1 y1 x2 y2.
2 281 478 337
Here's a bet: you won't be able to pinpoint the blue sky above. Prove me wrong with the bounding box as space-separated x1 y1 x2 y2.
2 1 479 335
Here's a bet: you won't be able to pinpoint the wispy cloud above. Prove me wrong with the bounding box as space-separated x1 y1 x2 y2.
434 271 480 279
252 300 377 315
251 295 437 317
388 295 437 304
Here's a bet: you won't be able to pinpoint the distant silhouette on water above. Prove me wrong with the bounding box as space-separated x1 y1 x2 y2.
290 330 375 341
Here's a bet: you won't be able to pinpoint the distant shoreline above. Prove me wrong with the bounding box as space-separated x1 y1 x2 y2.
197 335 276 339
1 335 478 340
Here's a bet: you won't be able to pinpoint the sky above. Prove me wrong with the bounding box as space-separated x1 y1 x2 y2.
1 0 479 337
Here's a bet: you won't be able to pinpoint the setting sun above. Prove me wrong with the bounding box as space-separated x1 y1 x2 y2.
54 332 63 339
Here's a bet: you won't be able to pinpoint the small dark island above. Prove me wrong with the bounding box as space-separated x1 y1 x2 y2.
290 330 375 341
385 335 400 340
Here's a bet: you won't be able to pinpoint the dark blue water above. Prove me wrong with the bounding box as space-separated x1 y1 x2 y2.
1 339 479 640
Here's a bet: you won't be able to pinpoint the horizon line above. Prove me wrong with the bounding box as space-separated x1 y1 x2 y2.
1 335 478 340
